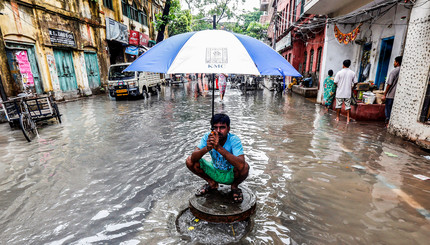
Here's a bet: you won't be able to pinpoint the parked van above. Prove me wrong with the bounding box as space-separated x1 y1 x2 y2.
107 63 162 98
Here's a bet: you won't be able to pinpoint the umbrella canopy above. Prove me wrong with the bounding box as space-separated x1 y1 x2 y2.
124 30 301 77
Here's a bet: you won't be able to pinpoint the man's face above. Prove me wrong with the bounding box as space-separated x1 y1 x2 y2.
394 60 399 67
213 122 229 140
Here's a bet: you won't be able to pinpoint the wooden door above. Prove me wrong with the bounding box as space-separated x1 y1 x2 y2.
84 52 101 88
54 49 77 91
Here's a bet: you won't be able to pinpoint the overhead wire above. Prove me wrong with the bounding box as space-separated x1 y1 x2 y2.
271 0 425 47
272 0 419 41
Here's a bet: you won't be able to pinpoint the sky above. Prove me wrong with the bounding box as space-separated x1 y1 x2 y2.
180 0 261 14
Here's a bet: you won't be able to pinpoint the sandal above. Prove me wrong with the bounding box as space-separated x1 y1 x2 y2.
195 184 216 196
232 188 243 203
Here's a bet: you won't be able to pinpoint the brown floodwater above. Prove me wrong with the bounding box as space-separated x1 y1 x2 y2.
0 80 429 244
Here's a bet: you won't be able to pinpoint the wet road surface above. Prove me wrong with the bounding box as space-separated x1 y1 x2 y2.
1 81 430 244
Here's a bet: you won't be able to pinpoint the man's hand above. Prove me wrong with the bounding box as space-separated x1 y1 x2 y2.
207 131 220 151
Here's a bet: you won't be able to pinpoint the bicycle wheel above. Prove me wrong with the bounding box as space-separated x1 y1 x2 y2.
19 112 36 142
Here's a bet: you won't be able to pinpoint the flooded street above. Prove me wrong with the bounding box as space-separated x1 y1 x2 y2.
1 81 430 244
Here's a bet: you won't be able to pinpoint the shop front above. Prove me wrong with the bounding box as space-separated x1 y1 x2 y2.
106 17 128 65
125 30 149 62
316 3 410 121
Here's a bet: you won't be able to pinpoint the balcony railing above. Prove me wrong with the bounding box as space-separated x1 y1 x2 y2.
260 0 269 11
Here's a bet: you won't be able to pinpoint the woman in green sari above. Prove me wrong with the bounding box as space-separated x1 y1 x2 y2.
323 70 336 109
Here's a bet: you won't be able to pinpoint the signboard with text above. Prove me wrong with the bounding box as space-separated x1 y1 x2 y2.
276 32 292 52
106 17 128 44
139 32 149 47
129 30 139 46
49 29 76 47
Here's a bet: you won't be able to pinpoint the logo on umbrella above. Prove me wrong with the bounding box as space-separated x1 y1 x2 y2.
206 48 228 67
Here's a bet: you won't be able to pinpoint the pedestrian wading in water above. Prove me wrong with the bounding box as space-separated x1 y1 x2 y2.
323 69 336 110
334 59 357 123
186 113 249 203
217 73 228 101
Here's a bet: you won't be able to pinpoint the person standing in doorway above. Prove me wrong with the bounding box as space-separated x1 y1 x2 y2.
218 73 228 101
382 56 402 126
334 60 357 123
323 69 336 110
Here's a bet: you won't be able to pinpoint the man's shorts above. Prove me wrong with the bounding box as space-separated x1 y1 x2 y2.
199 159 234 185
335 98 352 110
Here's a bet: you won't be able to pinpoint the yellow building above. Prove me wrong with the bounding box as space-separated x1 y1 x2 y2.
0 0 164 100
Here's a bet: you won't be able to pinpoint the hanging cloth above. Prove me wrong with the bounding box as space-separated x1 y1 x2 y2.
334 23 362 44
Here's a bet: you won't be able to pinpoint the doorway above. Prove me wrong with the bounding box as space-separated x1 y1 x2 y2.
358 43 372 83
84 52 101 88
53 49 77 91
375 37 394 88
5 42 44 94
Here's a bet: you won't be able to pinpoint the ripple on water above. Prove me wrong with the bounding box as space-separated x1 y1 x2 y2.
0 87 429 244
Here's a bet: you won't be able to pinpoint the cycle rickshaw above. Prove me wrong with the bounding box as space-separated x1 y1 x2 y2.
1 94 61 142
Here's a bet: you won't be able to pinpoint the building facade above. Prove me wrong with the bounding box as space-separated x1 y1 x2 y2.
261 0 326 86
0 0 164 100
263 0 429 147
304 0 411 105
388 0 430 147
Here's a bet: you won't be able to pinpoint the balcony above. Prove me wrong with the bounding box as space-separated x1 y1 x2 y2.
259 14 270 24
303 0 374 16
260 0 269 11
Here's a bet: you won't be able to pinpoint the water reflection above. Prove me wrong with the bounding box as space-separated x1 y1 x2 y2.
0 82 429 244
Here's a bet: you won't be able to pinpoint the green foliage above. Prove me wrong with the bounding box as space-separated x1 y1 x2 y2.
191 13 212 31
217 7 268 40
157 1 267 40
169 10 193 36
154 0 192 36
245 21 268 40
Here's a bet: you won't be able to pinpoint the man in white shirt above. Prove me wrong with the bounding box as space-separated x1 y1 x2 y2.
334 59 357 123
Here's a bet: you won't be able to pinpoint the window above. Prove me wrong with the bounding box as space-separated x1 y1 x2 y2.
309 49 314 72
420 74 430 123
316 47 322 72
291 0 295 23
138 9 148 26
303 51 307 72
301 0 305 16
122 0 129 16
288 53 292 63
103 0 113 10
130 2 139 21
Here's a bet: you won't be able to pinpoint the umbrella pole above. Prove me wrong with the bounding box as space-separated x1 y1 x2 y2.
211 73 215 125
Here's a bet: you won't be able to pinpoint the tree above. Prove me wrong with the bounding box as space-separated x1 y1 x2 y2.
245 21 268 40
191 13 213 31
190 0 245 25
214 8 268 40
169 10 193 36
155 0 172 43
154 0 192 40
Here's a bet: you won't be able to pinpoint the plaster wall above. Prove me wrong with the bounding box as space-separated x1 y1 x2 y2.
317 4 410 103
317 23 360 103
0 0 107 99
388 0 430 143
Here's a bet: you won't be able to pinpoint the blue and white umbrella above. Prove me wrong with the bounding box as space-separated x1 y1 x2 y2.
124 30 301 77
